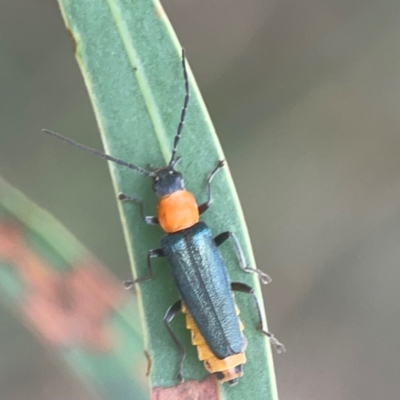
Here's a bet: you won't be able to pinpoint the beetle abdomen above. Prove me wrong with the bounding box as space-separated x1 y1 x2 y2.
181 302 246 384
162 222 244 359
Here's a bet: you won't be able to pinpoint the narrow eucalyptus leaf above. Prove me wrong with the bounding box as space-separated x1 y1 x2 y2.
56 1 280 398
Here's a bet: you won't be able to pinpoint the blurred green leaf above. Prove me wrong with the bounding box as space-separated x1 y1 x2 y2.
0 178 147 400
56 0 279 398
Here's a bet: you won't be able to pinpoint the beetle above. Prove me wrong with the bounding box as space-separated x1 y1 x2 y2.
42 49 285 385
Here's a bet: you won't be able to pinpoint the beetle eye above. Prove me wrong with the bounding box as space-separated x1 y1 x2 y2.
155 176 160 182
169 170 173 175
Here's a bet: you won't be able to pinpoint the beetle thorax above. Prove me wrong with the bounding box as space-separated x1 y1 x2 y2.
157 190 199 233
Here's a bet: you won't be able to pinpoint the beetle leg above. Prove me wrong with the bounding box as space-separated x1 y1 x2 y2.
214 232 272 284
124 248 164 288
231 282 286 354
198 160 225 215
118 193 159 225
164 300 186 384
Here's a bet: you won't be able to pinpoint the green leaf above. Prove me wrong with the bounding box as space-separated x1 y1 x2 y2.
0 178 147 400
56 0 279 398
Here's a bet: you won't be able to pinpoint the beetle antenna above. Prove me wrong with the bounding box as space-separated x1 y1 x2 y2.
169 48 190 169
42 129 154 177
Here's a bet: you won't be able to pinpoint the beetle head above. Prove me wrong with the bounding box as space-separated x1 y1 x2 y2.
152 167 184 197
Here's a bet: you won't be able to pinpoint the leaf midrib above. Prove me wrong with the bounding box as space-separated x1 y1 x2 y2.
105 0 172 164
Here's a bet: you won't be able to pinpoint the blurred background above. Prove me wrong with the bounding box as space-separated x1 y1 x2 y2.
1 0 400 399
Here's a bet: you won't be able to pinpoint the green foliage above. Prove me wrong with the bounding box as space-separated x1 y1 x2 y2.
0 179 147 400
57 0 279 398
